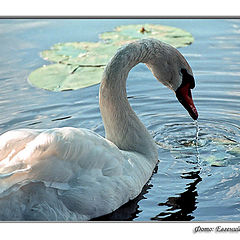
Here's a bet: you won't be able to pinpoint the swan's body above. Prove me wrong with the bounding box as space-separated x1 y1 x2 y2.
0 39 198 220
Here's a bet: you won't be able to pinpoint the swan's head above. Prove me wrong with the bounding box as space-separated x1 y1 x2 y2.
144 39 198 120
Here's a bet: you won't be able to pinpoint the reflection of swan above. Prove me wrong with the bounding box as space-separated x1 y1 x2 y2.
93 165 158 221
0 39 198 220
152 170 202 221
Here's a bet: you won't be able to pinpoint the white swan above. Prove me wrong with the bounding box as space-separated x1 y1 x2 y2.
0 39 198 221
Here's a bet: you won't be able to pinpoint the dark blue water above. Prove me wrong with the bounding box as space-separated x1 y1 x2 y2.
0 19 239 221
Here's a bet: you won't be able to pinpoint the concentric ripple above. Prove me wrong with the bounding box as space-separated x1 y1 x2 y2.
154 119 240 168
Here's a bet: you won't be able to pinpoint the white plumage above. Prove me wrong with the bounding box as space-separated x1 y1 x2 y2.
0 127 153 220
0 39 197 220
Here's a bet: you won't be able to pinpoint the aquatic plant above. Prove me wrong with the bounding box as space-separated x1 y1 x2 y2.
28 24 194 91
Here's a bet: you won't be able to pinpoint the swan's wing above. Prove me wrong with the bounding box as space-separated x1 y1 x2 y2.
0 129 41 162
0 127 125 190
0 127 142 220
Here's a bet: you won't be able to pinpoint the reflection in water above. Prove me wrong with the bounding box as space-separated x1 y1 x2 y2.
92 166 158 221
151 122 202 221
151 170 202 221
92 129 203 222
93 117 240 221
91 184 150 221
93 165 203 221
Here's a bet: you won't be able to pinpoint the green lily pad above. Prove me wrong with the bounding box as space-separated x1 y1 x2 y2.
41 42 87 63
99 24 194 48
41 41 119 66
29 24 194 91
28 64 104 91
41 24 193 67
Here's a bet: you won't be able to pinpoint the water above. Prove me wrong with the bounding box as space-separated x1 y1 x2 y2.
0 19 240 221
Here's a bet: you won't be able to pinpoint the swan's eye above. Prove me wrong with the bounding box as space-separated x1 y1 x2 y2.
181 68 195 89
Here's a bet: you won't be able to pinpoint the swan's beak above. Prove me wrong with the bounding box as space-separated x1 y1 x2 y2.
176 82 198 120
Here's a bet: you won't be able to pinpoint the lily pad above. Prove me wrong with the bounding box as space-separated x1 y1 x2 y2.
41 24 193 67
29 24 194 91
41 41 119 66
28 64 104 91
99 24 194 48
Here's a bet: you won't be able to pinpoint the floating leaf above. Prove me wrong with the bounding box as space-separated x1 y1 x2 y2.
29 24 194 91
99 24 194 48
28 64 104 91
41 42 87 63
41 41 119 66
41 25 193 67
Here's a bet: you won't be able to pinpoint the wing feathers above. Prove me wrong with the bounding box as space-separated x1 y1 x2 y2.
0 127 152 220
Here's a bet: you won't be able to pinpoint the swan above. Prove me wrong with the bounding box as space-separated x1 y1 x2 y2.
0 38 198 221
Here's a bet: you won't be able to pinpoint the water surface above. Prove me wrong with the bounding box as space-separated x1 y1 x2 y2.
0 19 239 221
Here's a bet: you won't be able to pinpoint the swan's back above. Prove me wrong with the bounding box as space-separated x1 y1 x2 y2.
0 127 153 220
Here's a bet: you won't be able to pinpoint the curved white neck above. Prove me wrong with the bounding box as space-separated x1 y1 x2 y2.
99 41 158 160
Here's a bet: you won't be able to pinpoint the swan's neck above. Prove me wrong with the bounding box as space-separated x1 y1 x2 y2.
99 41 158 160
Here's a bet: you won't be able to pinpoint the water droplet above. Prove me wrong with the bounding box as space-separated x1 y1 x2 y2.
194 120 199 146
